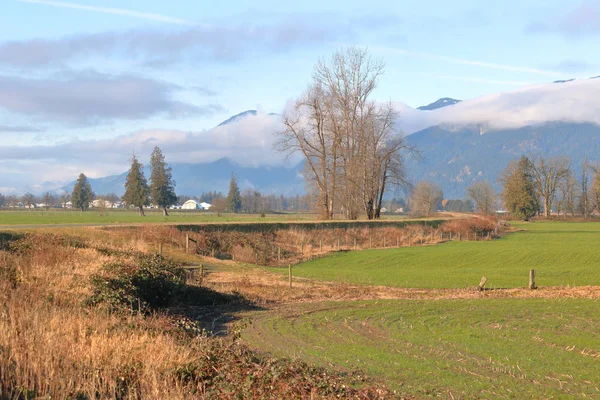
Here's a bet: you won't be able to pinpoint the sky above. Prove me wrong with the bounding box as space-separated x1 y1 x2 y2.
1 0 599 193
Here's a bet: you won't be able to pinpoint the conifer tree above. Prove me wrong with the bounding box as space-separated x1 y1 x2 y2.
71 173 94 212
149 146 177 216
122 155 149 216
501 156 539 220
227 173 242 213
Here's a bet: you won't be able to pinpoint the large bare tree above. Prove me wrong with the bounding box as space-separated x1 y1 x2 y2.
279 47 412 220
530 154 570 217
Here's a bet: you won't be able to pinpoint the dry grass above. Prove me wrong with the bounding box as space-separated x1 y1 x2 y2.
0 230 393 399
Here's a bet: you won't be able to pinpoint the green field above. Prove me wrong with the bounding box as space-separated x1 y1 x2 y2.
0 210 321 226
243 299 600 398
288 222 600 288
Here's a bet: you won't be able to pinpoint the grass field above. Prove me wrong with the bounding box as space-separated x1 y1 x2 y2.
287 222 600 288
0 210 321 225
243 299 600 398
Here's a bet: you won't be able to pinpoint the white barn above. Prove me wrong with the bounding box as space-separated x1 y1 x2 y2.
182 200 212 210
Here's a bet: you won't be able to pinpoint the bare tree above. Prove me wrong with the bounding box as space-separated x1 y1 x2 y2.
557 170 577 217
530 154 570 217
467 181 496 215
278 47 412 220
409 181 443 216
578 157 593 218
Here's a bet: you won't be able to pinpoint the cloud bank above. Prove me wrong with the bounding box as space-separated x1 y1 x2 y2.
395 78 600 134
0 71 222 126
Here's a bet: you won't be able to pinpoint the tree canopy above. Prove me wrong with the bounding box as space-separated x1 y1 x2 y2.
123 155 150 216
500 156 539 220
227 173 242 213
71 173 94 212
149 146 177 216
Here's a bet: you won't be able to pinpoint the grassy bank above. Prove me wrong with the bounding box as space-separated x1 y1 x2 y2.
288 221 600 288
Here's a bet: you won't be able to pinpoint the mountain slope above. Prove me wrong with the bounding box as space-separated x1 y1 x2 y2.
417 97 461 111
404 122 600 198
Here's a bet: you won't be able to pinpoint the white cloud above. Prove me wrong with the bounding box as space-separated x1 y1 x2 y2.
395 78 600 134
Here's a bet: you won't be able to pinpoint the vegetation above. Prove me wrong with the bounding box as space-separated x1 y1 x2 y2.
289 221 600 288
243 299 600 398
227 173 242 213
123 155 150 216
467 181 496 214
71 173 94 212
149 146 178 216
409 181 443 216
278 47 412 220
500 156 539 220
0 231 391 398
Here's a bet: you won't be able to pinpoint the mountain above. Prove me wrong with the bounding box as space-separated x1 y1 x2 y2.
62 158 304 197
417 97 461 111
217 110 258 126
404 122 600 198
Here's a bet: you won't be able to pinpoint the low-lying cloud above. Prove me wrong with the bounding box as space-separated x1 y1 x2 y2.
0 71 223 126
396 78 600 134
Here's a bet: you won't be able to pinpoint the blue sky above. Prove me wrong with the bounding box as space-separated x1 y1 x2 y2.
0 0 599 191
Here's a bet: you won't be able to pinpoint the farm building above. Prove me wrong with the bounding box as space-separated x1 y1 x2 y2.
182 200 212 210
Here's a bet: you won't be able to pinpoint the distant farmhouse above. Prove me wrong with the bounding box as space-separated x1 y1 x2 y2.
181 200 212 210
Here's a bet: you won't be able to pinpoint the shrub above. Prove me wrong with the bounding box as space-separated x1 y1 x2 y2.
87 254 187 313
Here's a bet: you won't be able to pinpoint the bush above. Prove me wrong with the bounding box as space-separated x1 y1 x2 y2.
87 254 187 313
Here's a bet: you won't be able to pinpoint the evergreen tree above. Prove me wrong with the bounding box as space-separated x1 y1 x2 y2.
227 173 242 213
501 156 539 220
122 155 150 216
71 173 94 212
149 146 177 216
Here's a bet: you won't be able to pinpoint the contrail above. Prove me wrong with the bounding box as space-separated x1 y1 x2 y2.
371 46 562 77
421 74 534 86
17 0 194 25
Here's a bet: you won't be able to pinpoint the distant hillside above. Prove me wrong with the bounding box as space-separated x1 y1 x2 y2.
417 97 461 111
62 158 304 197
404 122 600 198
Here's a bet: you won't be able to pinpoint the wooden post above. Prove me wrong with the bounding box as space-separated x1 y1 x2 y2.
200 264 204 277
383 237 386 248
185 234 189 253
529 269 537 289
301 242 304 256
477 276 487 291
158 243 162 255
354 238 357 251
396 237 399 247
256 252 259 265
211 248 215 258
278 247 281 262
337 238 340 250
288 264 292 288
320 239 322 253
458 233 461 241
370 236 372 249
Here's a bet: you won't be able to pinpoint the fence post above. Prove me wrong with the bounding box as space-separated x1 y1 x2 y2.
383 237 386 248
396 237 399 247
301 242 304 256
185 234 189 253
370 236 372 249
477 276 487 291
158 243 162 256
337 238 340 250
278 247 281 262
289 264 292 288
200 263 204 277
354 238 357 251
529 269 537 289
256 252 258 265
320 239 322 253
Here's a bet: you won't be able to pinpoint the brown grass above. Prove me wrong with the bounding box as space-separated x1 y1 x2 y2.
0 230 394 399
